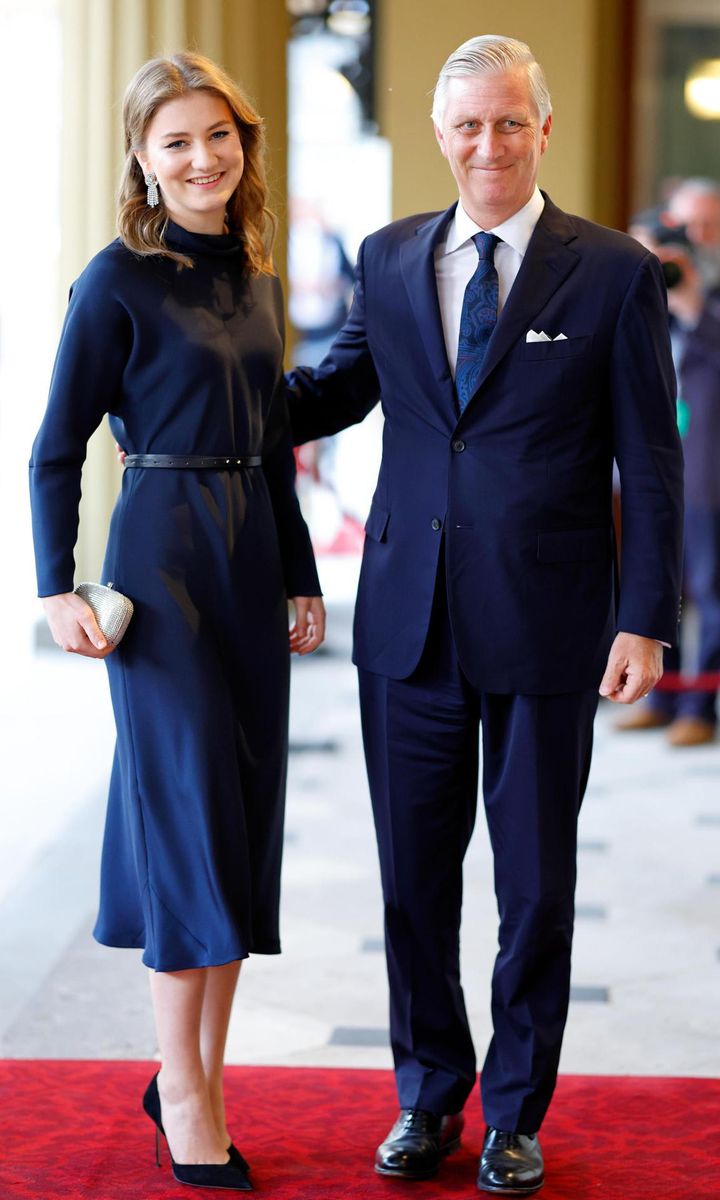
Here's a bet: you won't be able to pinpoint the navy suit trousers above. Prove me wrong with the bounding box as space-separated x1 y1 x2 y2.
358 564 598 1132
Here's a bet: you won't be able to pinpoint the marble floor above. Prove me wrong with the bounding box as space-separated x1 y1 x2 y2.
2 584 719 1083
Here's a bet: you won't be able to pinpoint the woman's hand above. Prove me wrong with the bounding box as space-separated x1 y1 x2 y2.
116 443 127 465
41 593 115 658
289 596 326 655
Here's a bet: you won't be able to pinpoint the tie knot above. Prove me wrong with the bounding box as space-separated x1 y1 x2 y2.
473 231 498 261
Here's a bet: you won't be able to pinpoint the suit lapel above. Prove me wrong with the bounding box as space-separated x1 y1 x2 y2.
399 205 457 403
463 195 582 406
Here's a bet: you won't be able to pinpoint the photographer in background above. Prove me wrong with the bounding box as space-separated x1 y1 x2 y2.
668 177 720 290
618 187 720 745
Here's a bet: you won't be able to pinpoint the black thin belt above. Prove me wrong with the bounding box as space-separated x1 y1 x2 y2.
123 454 263 470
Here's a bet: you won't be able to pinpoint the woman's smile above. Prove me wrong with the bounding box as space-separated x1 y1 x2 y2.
187 172 224 187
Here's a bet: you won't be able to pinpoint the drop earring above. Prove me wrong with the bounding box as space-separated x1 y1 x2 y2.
144 172 159 207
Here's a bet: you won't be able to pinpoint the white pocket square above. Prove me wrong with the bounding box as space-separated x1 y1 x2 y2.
525 330 569 342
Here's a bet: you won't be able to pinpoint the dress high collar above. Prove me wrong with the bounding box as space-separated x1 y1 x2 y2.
164 219 243 259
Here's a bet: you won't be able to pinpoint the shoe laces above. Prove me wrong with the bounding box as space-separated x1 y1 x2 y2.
491 1130 533 1150
401 1109 434 1132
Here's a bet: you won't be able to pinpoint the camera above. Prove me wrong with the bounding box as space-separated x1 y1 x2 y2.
629 208 693 289
652 224 693 289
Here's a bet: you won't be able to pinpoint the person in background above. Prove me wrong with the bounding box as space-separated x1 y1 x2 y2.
668 177 720 289
288 196 356 369
618 184 720 745
29 52 324 1192
288 197 362 551
287 33 683 1196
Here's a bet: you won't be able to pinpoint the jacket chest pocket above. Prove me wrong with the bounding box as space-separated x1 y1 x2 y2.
519 334 593 361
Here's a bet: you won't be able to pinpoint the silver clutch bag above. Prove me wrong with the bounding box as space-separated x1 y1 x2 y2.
73 581 134 645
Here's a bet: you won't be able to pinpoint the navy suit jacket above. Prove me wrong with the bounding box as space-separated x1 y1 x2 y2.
288 194 684 693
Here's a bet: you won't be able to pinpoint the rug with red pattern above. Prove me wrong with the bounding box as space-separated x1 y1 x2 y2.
1 1061 718 1198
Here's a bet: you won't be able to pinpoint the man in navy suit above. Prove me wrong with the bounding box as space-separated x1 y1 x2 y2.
288 35 683 1195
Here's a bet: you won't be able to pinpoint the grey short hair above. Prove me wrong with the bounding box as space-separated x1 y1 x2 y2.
431 35 552 126
667 177 720 206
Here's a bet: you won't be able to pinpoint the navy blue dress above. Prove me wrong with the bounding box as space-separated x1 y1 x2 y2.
30 222 320 971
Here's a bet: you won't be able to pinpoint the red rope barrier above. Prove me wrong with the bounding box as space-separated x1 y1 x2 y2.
654 672 720 692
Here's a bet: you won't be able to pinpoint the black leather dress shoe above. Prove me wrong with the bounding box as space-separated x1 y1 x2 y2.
375 1108 465 1178
477 1127 544 1194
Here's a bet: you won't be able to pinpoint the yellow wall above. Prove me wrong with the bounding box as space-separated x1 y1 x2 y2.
377 0 625 227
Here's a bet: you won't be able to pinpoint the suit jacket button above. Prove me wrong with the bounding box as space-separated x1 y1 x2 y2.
452 439 466 452
431 517 442 531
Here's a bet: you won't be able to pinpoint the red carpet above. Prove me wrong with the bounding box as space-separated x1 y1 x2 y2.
1 1061 719 1199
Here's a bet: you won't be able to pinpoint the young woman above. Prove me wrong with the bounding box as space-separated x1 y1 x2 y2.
30 52 325 1191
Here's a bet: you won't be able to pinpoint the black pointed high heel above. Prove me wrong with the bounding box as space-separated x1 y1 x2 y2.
142 1072 253 1190
171 1159 253 1190
141 1073 165 1168
143 1073 251 1170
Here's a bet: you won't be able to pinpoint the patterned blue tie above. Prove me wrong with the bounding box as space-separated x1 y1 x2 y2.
455 232 499 412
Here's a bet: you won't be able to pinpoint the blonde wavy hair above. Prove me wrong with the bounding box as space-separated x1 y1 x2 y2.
117 52 275 273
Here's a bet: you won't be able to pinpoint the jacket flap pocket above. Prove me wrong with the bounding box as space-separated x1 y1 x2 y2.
365 502 390 543
537 527 609 563
520 334 593 361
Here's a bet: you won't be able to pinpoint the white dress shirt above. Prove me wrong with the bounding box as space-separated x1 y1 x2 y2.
434 186 545 377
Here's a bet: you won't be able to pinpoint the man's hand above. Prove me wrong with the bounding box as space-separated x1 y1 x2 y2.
289 596 326 655
598 632 663 704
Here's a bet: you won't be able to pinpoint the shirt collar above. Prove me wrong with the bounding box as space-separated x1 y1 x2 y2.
442 186 545 257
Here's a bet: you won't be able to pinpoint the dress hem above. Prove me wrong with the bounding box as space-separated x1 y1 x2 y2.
92 929 281 971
